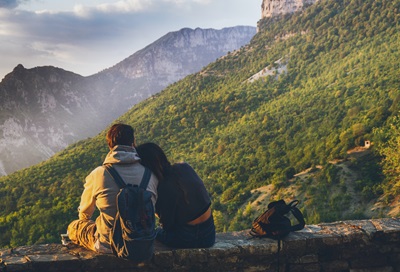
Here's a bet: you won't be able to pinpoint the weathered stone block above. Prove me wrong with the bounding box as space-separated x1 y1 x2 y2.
297 254 318 264
282 233 308 256
288 263 320 272
320 260 349 272
208 242 241 257
317 246 342 262
153 250 174 268
241 240 277 256
0 256 30 272
349 267 394 272
243 264 274 272
350 253 388 269
174 248 208 266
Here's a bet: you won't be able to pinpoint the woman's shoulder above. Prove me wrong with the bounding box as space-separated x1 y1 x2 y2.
172 162 194 172
172 162 203 182
172 161 189 168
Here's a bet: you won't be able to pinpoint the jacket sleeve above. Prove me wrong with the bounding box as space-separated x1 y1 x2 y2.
78 170 97 220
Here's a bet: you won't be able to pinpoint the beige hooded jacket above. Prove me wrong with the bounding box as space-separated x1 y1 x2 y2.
78 145 158 251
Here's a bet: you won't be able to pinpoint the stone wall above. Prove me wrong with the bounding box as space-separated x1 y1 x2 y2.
1 218 399 272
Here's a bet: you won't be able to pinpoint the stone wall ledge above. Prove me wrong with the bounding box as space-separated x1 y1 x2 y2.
1 218 400 272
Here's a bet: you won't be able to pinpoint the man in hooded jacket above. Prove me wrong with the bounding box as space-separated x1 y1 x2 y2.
67 123 158 253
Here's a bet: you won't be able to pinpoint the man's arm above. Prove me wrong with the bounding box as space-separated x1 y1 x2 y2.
78 171 97 220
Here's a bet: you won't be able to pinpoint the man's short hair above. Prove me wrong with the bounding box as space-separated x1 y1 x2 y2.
106 124 135 149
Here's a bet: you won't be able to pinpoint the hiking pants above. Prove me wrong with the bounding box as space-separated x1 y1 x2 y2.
67 219 97 251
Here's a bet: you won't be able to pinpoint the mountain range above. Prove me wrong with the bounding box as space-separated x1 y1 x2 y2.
0 0 399 248
0 26 256 176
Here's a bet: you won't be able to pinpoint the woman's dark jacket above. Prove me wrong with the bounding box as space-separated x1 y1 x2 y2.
155 162 211 230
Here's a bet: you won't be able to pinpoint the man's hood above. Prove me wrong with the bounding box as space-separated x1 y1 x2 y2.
103 145 141 165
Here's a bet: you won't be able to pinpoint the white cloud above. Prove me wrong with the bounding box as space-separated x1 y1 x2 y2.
72 4 92 18
97 0 154 13
162 0 211 4
29 41 73 60
72 0 154 17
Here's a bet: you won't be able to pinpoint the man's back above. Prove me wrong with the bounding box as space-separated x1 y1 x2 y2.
75 145 158 252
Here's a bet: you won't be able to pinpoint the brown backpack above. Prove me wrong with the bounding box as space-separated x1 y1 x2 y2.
250 199 305 239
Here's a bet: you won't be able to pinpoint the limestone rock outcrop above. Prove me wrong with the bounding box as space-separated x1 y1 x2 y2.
261 0 319 18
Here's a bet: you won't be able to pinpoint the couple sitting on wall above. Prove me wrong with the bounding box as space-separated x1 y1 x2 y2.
67 123 215 253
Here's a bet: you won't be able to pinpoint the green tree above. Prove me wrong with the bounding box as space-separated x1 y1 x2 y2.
376 114 400 205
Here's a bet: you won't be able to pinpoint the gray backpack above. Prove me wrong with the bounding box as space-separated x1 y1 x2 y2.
104 164 156 262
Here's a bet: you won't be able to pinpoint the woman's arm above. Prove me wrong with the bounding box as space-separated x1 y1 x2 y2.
156 181 179 230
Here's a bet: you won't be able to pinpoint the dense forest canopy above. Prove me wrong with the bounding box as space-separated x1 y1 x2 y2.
0 0 399 248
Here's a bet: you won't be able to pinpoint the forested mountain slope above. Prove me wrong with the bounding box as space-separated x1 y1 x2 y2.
0 0 399 248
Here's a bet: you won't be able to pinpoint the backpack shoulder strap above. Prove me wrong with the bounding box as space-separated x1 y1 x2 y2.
104 164 126 189
290 207 305 231
105 164 151 190
288 200 306 232
139 168 151 190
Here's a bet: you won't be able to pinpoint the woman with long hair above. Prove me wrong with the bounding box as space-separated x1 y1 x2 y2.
136 142 215 248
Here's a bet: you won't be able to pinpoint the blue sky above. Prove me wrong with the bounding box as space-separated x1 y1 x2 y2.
0 0 260 80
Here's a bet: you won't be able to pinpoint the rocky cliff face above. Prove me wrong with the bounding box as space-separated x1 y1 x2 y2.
261 0 318 18
0 65 100 176
0 26 256 176
91 26 256 115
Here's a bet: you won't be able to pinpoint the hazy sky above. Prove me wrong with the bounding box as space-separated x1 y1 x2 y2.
0 0 261 80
